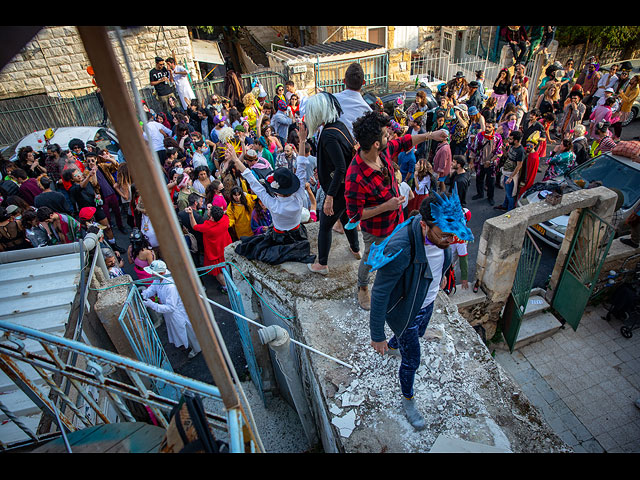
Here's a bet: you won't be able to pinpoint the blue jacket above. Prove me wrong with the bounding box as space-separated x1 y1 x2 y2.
369 215 452 343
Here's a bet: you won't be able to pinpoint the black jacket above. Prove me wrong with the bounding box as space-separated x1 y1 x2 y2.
316 120 355 198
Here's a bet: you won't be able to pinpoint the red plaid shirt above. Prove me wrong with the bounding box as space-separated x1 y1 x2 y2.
345 134 413 238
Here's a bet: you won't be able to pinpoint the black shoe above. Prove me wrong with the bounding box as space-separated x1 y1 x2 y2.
217 285 228 294
472 194 484 200
493 205 507 211
621 237 639 249
488 198 495 206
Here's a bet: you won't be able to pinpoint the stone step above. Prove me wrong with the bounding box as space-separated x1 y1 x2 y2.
496 311 563 351
448 284 487 309
522 295 550 319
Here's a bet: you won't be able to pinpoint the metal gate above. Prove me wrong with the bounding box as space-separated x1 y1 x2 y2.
118 285 179 400
315 53 389 94
552 209 615 331
222 268 265 406
500 231 543 353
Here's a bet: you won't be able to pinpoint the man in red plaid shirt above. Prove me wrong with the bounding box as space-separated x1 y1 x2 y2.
346 111 448 310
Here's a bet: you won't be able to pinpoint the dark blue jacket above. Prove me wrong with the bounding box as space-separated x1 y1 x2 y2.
369 215 452 343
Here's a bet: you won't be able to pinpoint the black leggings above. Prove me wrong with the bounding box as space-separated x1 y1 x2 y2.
317 191 360 266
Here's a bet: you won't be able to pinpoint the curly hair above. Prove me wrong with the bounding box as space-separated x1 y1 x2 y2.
352 110 391 151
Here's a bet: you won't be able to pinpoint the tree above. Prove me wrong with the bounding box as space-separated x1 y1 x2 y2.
556 26 640 53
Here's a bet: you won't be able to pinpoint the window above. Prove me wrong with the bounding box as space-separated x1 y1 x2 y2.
368 27 386 48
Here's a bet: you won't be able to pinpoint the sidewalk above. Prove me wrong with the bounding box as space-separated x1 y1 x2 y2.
493 304 640 453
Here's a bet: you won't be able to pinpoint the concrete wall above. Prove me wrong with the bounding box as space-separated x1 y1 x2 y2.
225 222 571 453
0 26 196 100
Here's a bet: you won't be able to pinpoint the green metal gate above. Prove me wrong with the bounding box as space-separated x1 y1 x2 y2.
315 53 389 94
500 231 542 353
552 208 615 331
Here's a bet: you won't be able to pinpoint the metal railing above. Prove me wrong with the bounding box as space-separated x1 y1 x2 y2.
0 318 257 452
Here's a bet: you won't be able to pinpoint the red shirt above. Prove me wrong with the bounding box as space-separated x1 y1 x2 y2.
345 134 413 238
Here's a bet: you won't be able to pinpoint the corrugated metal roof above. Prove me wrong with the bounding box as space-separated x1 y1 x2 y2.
0 250 82 445
279 39 385 58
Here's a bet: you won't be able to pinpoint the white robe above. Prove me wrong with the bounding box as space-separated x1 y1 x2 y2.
173 65 196 110
142 277 200 352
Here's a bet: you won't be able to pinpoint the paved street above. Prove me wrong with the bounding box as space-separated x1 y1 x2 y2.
494 304 640 453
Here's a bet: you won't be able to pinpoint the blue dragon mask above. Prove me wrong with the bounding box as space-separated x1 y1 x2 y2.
430 184 474 243
364 184 473 272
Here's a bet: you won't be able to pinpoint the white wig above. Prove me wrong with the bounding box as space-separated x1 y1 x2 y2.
217 126 235 144
304 92 343 135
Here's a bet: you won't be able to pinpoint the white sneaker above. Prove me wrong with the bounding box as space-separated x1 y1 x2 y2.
188 350 200 359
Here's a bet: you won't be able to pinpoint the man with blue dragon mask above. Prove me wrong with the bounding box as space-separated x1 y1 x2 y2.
367 186 473 431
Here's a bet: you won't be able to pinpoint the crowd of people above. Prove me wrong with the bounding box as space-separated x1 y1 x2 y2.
1 46 639 429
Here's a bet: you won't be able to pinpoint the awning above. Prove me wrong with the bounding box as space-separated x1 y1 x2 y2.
191 39 225 65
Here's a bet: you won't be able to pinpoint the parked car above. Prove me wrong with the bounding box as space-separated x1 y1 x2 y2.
622 98 640 127
3 126 120 162
518 153 640 249
362 86 439 131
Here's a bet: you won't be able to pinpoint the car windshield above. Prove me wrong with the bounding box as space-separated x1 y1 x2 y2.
94 129 119 155
566 154 640 209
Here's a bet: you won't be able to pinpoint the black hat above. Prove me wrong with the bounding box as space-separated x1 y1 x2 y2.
468 81 479 88
265 167 300 196
620 61 633 72
454 71 465 78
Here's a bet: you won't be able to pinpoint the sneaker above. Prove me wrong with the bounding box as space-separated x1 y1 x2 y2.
307 263 329 275
188 350 201 359
620 237 639 249
494 205 507 211
357 288 371 311
402 397 426 431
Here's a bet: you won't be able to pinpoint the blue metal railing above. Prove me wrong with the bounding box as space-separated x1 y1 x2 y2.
0 319 258 452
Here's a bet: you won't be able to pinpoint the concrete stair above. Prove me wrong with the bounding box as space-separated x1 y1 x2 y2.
496 289 564 351
448 285 563 352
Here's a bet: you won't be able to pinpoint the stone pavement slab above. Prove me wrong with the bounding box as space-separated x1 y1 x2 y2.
493 304 640 453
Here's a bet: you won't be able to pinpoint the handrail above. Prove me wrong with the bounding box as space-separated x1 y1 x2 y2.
0 319 255 452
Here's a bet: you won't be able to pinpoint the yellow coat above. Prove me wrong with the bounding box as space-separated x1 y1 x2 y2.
227 193 256 238
618 84 639 113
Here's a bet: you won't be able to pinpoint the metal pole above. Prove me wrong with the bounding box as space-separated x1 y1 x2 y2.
75 26 242 411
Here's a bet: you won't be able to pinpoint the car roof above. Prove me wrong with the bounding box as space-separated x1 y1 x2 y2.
11 126 107 159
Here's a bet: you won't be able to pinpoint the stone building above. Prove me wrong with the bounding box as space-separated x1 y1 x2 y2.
0 26 197 101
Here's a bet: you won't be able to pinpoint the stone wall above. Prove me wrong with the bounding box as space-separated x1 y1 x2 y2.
0 26 196 101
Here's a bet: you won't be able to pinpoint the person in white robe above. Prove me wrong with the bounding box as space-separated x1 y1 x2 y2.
142 260 201 359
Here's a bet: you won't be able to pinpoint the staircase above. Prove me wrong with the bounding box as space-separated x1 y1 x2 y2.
448 285 563 352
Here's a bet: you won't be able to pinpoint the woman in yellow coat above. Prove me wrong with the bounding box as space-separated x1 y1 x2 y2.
226 186 256 240
242 92 261 133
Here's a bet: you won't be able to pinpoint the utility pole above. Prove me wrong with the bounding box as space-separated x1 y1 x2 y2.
75 26 259 450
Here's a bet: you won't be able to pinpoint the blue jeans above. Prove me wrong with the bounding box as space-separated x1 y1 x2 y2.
501 175 516 211
388 301 435 398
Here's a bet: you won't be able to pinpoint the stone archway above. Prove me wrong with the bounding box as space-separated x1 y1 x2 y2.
471 186 618 340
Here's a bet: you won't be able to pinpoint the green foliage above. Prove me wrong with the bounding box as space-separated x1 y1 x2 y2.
556 26 640 49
